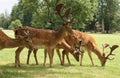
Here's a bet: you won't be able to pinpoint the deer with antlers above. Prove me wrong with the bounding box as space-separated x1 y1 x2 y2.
63 30 119 66
14 3 81 67
14 33 80 66
14 29 81 66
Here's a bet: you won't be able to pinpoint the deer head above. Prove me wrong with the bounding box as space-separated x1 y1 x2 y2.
14 26 34 49
101 43 119 66
73 40 82 61
14 27 31 39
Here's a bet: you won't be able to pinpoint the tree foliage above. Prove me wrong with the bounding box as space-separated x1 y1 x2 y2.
9 19 22 29
0 0 119 32
31 0 98 30
97 0 120 33
10 0 98 30
0 12 11 29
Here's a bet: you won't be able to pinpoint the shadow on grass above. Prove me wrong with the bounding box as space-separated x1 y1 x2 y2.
0 63 105 78
0 63 49 78
0 63 77 78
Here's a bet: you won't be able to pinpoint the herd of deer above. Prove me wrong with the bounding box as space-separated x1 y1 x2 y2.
0 4 119 68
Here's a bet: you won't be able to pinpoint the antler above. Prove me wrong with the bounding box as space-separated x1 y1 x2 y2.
105 45 119 60
55 3 71 21
55 3 64 15
63 7 71 19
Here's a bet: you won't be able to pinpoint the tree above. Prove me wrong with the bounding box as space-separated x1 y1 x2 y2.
11 4 23 23
31 0 98 30
11 0 39 26
97 0 120 33
0 12 11 29
9 19 22 29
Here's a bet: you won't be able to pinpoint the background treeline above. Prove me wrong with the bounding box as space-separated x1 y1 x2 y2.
0 0 120 33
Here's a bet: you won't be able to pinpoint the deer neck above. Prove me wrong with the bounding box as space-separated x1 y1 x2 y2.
4 38 23 48
56 27 68 41
92 46 104 61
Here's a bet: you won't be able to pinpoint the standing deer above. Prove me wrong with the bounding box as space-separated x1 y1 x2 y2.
14 3 80 67
14 35 80 66
62 30 119 66
14 29 81 66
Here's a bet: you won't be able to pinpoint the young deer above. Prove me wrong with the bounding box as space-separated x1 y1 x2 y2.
14 4 80 67
62 30 119 66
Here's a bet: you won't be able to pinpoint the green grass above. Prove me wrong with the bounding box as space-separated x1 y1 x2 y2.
0 30 120 78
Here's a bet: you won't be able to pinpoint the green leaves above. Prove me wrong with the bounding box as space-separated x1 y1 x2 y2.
9 19 22 29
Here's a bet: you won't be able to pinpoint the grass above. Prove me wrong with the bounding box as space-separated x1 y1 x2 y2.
0 30 120 78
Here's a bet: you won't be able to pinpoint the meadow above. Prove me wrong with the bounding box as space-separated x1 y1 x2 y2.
0 30 120 78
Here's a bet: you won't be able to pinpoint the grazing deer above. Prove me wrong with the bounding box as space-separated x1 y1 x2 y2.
0 29 33 50
63 30 119 66
14 3 80 67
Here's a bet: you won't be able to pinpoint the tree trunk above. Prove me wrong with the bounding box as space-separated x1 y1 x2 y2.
101 19 105 33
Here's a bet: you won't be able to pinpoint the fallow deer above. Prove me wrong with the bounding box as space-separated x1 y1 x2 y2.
14 3 80 67
62 30 119 66
16 30 81 66
14 37 80 66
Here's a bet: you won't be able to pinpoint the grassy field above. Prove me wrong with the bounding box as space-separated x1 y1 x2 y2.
0 30 120 78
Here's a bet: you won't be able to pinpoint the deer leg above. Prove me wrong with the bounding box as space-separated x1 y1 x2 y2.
80 52 84 66
87 50 94 66
15 47 24 67
48 48 54 67
33 49 38 65
43 49 47 66
66 52 71 65
62 50 66 65
27 49 32 64
51 49 54 65
56 49 62 65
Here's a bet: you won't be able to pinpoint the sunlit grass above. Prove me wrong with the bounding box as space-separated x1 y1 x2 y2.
0 30 120 78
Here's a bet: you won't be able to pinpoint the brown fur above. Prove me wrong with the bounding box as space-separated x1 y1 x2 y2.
23 30 81 66
14 22 75 67
0 30 31 49
63 30 108 66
